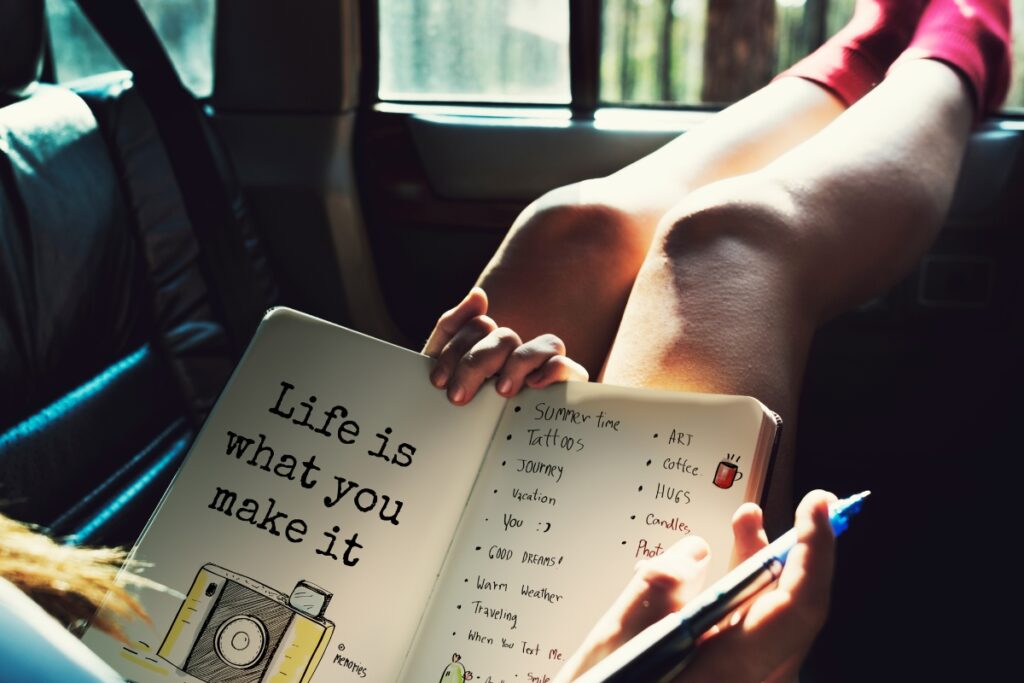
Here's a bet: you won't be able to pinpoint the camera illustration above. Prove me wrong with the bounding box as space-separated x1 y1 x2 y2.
158 564 334 683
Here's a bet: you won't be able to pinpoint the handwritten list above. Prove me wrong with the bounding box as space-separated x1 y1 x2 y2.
400 382 768 682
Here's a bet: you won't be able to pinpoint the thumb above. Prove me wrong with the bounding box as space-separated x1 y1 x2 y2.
555 536 710 682
423 287 488 357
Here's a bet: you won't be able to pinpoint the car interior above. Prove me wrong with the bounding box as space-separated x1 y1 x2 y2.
0 0 1020 680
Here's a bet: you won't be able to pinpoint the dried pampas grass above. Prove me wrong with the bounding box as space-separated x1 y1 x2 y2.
0 514 154 640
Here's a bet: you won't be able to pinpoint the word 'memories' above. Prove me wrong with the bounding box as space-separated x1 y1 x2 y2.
268 380 417 467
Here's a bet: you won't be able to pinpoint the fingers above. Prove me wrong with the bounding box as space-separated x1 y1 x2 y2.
681 490 837 683
730 502 769 567
423 287 488 358
496 335 590 397
427 289 588 405
775 489 836 604
620 536 711 638
429 315 501 403
445 326 523 404
554 536 710 683
525 355 590 389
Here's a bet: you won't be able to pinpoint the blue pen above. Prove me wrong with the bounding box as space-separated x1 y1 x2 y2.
575 491 870 683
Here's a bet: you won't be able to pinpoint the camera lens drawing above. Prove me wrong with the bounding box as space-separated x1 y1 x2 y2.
215 616 268 668
159 563 334 683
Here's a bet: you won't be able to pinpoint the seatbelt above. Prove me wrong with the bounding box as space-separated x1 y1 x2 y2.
72 0 265 356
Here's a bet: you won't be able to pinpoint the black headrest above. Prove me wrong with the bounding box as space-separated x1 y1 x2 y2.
0 0 45 101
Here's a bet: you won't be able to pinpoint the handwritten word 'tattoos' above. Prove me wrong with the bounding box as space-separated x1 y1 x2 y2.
526 428 584 452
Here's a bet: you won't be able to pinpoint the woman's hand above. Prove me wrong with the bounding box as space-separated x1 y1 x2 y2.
424 288 588 404
554 490 837 683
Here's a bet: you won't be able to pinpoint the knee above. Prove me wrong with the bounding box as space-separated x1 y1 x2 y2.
508 180 653 265
644 176 821 322
652 177 802 268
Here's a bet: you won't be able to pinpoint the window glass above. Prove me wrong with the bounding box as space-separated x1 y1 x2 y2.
1009 0 1024 110
601 0 854 105
602 0 1024 111
45 0 123 82
44 0 214 96
378 0 571 104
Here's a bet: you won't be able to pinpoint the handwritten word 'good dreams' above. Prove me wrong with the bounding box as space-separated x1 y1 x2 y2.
204 380 420 568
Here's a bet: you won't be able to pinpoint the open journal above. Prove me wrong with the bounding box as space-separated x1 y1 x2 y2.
84 307 780 683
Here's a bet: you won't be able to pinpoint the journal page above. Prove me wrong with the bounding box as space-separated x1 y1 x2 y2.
400 381 773 682
84 309 507 683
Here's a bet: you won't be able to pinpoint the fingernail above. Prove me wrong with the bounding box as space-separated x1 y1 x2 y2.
497 377 512 395
431 368 448 388
450 387 465 404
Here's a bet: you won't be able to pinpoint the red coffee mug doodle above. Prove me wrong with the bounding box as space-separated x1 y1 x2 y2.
713 460 743 489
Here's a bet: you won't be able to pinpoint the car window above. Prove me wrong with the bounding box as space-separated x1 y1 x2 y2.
378 0 1024 111
377 0 571 103
45 0 215 97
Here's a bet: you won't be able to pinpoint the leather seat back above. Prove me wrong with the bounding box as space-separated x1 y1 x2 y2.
0 0 277 545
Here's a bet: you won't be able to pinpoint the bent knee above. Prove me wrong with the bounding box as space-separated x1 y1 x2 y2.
511 181 656 262
652 177 803 264
644 177 822 321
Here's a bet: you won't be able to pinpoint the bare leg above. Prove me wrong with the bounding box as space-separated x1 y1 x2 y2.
602 60 973 528
476 79 844 376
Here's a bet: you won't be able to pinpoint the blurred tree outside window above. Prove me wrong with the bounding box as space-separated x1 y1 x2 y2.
601 0 1024 110
378 0 571 103
45 0 214 97
602 0 855 105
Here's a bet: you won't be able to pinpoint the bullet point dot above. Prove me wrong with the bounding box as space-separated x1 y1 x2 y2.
457 605 462 610
621 540 627 545
506 434 512 440
452 632 457 636
514 406 521 412
484 518 489 522
502 461 506 466
653 433 658 438
464 578 468 582
646 459 652 466
493 489 498 494
638 485 644 492
475 546 481 551
630 515 636 520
